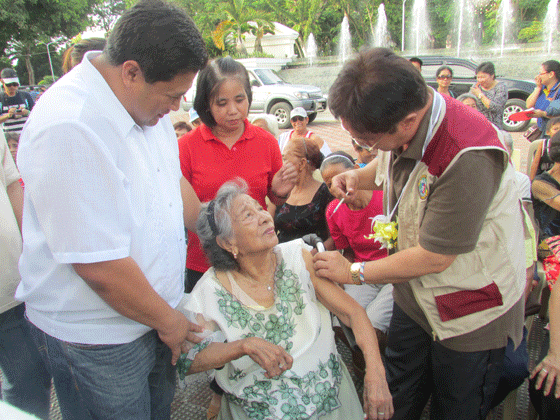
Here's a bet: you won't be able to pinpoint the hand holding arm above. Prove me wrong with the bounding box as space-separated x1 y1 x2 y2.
73 257 203 364
313 244 456 285
185 336 293 379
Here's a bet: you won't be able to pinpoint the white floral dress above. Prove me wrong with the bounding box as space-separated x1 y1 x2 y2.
177 239 363 420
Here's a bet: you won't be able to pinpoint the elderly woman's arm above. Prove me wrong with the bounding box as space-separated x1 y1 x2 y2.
303 249 393 420
531 279 560 398
182 337 293 379
178 311 293 379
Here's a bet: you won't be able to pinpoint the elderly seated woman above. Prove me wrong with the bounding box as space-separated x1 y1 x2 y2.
177 179 393 420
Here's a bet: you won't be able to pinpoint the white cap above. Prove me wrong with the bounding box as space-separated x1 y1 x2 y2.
290 107 307 119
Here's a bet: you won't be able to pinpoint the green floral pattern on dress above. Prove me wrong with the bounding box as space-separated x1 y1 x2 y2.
176 340 211 380
216 258 306 353
216 257 342 419
225 353 343 419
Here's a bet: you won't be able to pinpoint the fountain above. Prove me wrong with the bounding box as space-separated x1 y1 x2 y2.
455 0 476 57
338 15 352 65
497 0 514 57
410 0 430 55
373 4 391 48
544 0 559 55
306 33 317 67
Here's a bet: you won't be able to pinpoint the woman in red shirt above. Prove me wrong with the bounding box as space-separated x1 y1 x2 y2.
178 57 297 293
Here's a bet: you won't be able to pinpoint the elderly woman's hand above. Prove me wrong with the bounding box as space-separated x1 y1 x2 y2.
531 352 560 398
312 250 353 284
271 162 297 199
242 337 293 378
363 367 394 419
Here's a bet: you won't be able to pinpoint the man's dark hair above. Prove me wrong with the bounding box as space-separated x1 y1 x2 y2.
543 60 560 80
476 61 495 77
329 48 428 134
194 56 252 128
72 38 107 66
105 0 208 83
409 57 423 67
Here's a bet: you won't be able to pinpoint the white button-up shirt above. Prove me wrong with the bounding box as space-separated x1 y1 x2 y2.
16 52 186 344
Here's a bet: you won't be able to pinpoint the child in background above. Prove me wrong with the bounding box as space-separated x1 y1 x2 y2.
530 117 560 181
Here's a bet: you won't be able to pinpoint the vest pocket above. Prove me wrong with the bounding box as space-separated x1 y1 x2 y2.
433 282 503 322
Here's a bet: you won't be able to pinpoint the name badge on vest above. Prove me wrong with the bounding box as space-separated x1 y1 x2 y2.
418 175 429 200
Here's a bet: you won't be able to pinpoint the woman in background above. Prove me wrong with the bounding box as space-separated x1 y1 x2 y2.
470 61 507 128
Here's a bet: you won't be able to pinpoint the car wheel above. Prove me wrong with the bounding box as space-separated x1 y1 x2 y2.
307 112 317 124
503 98 531 132
270 102 292 129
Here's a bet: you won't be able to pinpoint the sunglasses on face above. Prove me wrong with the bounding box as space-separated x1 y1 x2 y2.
437 75 452 80
5 83 18 88
351 138 376 153
291 116 305 122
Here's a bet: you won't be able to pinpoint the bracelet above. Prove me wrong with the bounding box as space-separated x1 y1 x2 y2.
273 191 289 199
359 262 365 284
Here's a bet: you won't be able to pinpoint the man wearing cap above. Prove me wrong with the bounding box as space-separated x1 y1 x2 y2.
0 69 34 134
278 106 331 156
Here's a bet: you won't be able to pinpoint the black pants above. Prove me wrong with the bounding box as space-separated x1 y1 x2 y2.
385 304 505 420
185 269 204 293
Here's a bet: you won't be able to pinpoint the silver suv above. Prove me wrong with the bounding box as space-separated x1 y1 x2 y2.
181 66 327 129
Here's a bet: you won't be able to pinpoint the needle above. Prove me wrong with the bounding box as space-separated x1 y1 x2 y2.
329 191 349 218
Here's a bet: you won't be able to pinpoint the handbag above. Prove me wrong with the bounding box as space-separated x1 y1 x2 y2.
524 125 542 142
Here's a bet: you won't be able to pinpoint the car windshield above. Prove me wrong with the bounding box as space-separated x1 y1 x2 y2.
253 69 286 85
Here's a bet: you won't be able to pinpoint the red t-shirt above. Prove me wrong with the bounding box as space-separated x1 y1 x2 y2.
178 120 283 272
325 190 388 262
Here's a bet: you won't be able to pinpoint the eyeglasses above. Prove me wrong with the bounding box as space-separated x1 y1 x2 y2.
351 138 376 153
291 116 305 122
5 83 18 88
437 75 452 80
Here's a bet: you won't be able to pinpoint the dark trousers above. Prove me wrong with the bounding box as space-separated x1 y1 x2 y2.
185 269 204 294
385 304 505 420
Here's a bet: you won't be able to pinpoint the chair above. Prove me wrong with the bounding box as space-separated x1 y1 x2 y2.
526 139 544 177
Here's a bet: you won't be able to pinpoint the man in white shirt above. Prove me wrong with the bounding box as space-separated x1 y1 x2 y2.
0 133 50 419
16 1 208 419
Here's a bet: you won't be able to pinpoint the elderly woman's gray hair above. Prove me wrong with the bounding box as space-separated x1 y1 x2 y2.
196 179 248 270
320 151 355 173
249 114 279 138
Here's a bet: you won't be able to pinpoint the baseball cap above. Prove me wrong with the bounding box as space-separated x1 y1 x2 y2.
1 68 20 85
290 107 307 119
189 108 200 123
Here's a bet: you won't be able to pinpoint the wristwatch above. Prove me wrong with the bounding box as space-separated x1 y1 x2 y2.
477 93 483 100
350 262 362 285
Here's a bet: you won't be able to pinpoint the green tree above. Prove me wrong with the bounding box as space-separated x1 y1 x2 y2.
0 0 103 84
